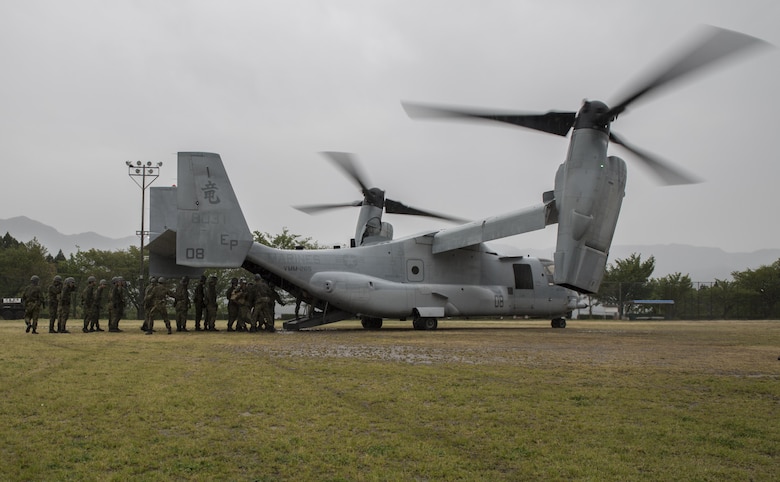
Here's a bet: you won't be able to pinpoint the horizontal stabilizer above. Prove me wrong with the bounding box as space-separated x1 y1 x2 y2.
147 228 177 257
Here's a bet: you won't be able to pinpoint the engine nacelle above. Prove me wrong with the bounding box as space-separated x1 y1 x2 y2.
553 131 627 294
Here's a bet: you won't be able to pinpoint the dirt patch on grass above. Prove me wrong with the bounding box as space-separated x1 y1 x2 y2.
224 320 780 376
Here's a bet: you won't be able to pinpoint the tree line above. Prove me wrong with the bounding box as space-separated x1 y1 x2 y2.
594 253 780 320
1 230 777 320
0 228 320 319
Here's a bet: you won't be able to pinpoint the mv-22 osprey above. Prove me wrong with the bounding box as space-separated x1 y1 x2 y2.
148 26 766 331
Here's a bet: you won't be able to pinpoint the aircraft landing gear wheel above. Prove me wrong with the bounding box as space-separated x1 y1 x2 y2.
413 317 438 330
361 317 383 330
551 318 566 329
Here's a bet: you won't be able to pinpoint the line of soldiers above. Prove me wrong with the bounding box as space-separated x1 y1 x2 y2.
21 275 128 334
225 273 284 333
140 274 208 335
139 273 284 335
20 272 285 335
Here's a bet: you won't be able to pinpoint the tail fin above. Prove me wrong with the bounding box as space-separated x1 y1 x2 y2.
175 152 253 268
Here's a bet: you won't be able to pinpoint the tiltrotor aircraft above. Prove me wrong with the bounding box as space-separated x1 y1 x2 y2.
148 26 766 331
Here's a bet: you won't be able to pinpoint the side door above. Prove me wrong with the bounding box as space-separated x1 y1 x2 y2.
510 263 535 312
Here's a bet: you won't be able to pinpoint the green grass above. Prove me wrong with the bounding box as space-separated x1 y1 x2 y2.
1 319 778 480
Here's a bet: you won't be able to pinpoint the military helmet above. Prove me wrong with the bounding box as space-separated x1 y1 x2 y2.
149 276 157 283
31 275 40 283
53 275 62 282
157 277 166 284
254 273 262 280
87 276 96 283
99 279 107 285
231 277 238 284
65 277 75 284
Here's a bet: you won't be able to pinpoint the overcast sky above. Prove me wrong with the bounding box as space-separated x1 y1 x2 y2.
1 0 778 254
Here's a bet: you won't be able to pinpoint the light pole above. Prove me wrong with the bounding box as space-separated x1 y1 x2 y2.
126 160 162 320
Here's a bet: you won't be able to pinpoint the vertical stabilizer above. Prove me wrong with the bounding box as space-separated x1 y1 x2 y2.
148 186 204 278
175 152 253 268
149 186 178 242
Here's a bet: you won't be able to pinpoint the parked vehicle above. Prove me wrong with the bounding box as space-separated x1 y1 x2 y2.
1 298 24 320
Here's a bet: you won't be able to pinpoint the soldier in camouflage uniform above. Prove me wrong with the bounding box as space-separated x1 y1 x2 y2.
264 281 284 333
141 277 157 332
249 274 265 332
91 279 107 332
173 276 190 332
22 275 43 334
47 275 62 333
145 277 174 335
204 275 218 331
81 276 97 333
193 274 206 331
57 277 77 334
253 275 283 333
225 277 238 332
231 277 253 332
107 277 116 330
108 277 126 332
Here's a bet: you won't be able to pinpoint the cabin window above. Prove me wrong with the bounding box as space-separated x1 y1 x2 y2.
513 264 534 290
407 259 424 282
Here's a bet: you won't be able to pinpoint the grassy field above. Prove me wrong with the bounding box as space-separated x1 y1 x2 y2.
1 318 778 481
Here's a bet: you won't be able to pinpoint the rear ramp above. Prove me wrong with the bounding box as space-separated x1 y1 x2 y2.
283 307 355 330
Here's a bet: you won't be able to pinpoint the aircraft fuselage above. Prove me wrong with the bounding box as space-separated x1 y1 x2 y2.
247 234 576 320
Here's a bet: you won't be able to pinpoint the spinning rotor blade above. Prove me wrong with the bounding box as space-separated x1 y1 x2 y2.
297 152 468 223
403 102 576 137
404 26 769 189
321 151 371 194
293 200 363 214
385 198 469 223
605 25 769 121
609 132 701 185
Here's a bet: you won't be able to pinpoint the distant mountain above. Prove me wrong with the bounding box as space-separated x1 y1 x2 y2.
1 216 777 281
0 216 137 257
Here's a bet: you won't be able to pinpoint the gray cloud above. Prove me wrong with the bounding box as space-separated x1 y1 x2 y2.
0 0 777 253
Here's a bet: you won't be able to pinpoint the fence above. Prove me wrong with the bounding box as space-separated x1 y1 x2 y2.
594 282 774 320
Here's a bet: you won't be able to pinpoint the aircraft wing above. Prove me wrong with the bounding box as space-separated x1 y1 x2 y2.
432 201 556 254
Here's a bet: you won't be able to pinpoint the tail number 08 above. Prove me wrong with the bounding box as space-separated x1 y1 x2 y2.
185 248 205 259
